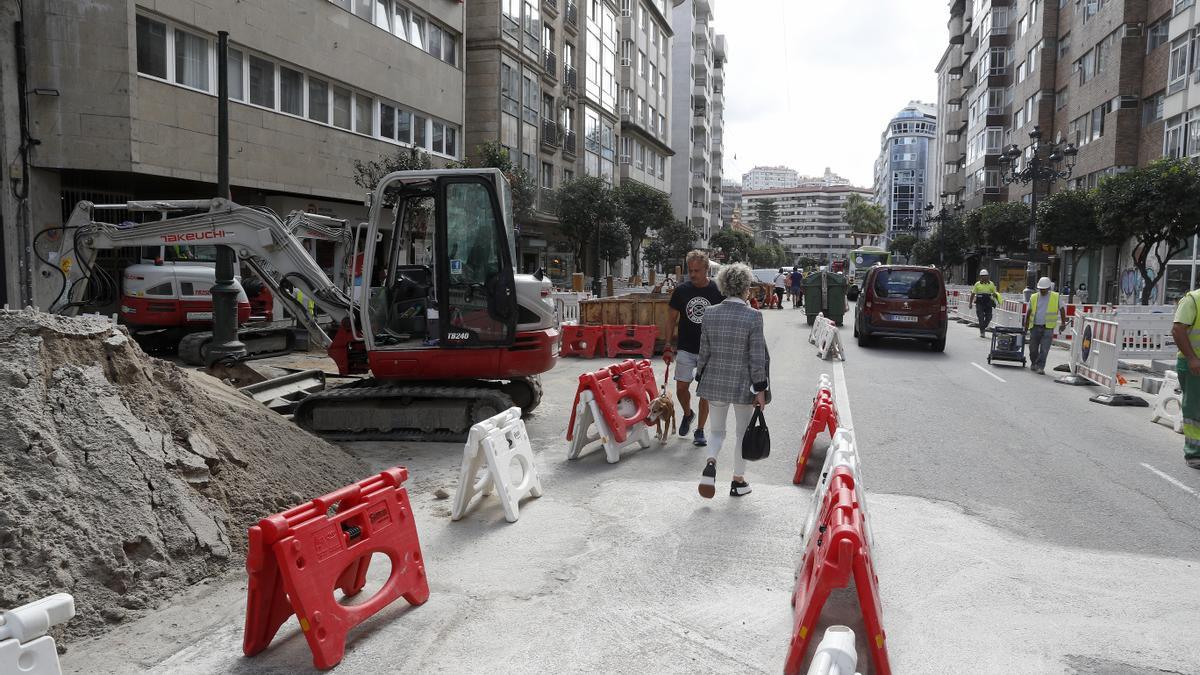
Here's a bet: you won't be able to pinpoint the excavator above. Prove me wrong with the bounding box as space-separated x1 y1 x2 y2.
50 168 561 440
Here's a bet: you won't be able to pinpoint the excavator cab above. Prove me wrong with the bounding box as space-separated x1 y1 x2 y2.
358 169 519 355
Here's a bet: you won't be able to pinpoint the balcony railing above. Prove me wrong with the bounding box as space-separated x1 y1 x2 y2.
563 130 577 155
542 119 561 147
565 66 578 92
544 0 558 11
566 2 577 27
544 49 557 78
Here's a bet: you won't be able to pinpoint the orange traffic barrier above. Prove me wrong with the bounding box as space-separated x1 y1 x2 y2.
566 359 659 445
603 324 658 358
242 467 429 670
794 384 839 484
784 467 890 675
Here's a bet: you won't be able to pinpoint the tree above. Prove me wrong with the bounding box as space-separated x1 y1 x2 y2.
1038 188 1110 303
964 202 1029 253
795 255 821 270
754 199 780 237
599 221 631 268
888 233 918 259
644 219 701 273
1096 158 1200 304
614 180 674 276
353 146 432 192
749 244 787 268
555 176 620 278
912 218 968 270
708 228 755 262
844 193 886 244
450 141 536 225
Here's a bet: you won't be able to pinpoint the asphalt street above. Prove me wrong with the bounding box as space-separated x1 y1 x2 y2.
59 308 1200 674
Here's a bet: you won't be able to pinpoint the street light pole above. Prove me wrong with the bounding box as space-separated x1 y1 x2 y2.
997 125 1078 299
923 201 964 272
591 222 602 297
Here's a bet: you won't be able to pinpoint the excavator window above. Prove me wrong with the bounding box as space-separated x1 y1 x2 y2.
438 180 515 346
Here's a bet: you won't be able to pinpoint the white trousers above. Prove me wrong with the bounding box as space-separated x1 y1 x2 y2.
706 401 755 478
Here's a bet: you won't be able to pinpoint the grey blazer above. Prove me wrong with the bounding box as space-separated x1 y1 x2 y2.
695 299 769 405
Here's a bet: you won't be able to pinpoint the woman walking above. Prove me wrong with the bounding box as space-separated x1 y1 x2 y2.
695 263 770 498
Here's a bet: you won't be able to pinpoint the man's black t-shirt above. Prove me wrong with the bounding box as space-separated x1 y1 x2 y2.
669 280 725 354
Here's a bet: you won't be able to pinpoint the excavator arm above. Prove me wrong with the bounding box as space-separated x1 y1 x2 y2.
50 198 355 349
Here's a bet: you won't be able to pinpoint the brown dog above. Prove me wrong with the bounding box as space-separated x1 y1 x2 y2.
648 390 676 443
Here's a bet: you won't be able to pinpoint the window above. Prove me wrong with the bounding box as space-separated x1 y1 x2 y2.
431 120 445 153
374 0 392 31
1169 36 1190 94
541 162 554 189
1056 86 1068 110
428 24 443 60
397 109 412 142
1165 114 1185 158
381 103 396 139
333 86 352 129
445 126 457 157
409 12 425 50
872 269 940 300
354 94 373 134
1148 20 1169 52
248 55 274 107
1058 33 1070 59
414 114 427 147
279 67 304 115
136 15 168 79
308 77 329 123
989 47 1009 75
1078 49 1095 84
174 29 209 90
227 48 244 101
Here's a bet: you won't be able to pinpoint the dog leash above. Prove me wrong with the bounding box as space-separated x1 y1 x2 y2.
662 360 671 390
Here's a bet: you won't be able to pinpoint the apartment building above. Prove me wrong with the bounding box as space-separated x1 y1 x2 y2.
617 0 674 201
0 0 466 309
719 179 741 229
741 165 799 191
669 0 724 246
873 101 937 241
1160 0 1200 299
741 185 873 264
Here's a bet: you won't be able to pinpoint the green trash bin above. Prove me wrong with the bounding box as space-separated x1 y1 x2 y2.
803 271 848 326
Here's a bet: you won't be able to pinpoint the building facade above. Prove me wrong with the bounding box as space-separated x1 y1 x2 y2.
935 0 1173 300
873 101 937 242
741 185 873 265
1 0 465 309
741 165 799 191
719 179 740 229
669 0 724 247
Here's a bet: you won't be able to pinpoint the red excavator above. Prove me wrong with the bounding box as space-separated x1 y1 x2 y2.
51 168 560 440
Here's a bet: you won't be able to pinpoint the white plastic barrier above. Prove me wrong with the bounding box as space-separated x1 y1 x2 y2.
567 389 652 463
807 625 861 675
0 594 75 675
808 313 844 361
1151 370 1184 434
1068 316 1121 391
992 298 1027 330
551 292 590 325
452 407 543 523
802 428 874 550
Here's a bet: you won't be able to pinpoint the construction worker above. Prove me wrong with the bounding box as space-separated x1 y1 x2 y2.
1170 289 1200 469
1023 276 1067 374
968 269 1002 338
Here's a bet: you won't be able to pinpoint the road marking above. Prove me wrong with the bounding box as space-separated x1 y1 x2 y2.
971 362 1007 383
832 361 853 432
1141 463 1200 501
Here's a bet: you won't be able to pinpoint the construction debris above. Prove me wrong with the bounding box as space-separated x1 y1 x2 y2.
0 310 370 642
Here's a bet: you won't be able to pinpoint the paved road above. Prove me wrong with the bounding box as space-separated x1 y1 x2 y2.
60 308 1200 674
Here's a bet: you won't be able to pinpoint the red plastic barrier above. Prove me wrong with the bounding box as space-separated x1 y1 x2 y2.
784 469 890 675
603 325 658 358
566 358 659 444
793 388 839 484
242 467 430 670
561 325 604 358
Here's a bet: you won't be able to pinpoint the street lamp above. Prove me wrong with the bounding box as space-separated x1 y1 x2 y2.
923 201 965 269
997 125 1078 298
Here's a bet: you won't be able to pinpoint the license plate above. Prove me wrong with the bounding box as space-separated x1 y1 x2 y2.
186 311 213 321
884 313 918 323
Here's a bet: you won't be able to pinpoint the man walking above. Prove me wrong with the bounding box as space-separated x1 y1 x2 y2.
1023 276 1067 374
664 250 725 446
1170 289 1200 469
789 266 804 308
969 269 1002 338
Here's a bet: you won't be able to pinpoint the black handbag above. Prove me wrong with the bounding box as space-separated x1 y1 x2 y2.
741 406 771 461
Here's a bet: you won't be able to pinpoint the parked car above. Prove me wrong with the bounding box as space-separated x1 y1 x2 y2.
853 265 948 352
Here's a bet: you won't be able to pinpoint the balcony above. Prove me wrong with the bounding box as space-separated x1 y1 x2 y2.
948 14 964 44
542 119 561 148
943 138 963 160
942 172 963 195
563 129 577 155
691 172 706 189
543 0 558 15
619 105 631 122
564 66 578 93
543 50 557 79
565 2 578 29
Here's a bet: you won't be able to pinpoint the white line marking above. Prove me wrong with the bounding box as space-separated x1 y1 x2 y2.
971 362 1007 383
1141 463 1200 500
832 361 853 432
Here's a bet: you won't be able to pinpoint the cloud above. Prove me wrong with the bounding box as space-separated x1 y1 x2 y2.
711 0 946 186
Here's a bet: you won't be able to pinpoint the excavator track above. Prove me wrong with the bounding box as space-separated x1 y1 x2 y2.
178 324 299 366
292 383 516 442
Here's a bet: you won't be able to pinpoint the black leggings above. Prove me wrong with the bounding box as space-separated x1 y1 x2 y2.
774 288 784 305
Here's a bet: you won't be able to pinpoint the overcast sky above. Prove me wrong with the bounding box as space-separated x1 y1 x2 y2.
714 1 947 189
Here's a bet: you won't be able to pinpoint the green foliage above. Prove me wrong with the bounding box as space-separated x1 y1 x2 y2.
754 199 780 233
844 193 886 236
614 181 673 274
1038 188 1109 301
644 219 701 272
555 176 621 277
599 221 631 266
795 255 821 270
451 141 536 224
965 201 1030 253
888 233 918 258
1096 158 1200 304
749 243 788 268
353 146 433 193
708 228 755 262
912 219 968 270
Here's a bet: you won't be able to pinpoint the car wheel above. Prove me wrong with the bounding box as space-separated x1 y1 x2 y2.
857 328 871 348
931 336 946 352
853 322 859 338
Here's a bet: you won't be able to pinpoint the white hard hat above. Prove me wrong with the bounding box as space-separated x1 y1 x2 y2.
1037 276 1052 290
979 269 989 276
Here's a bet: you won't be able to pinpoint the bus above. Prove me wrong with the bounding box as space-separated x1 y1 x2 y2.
849 246 890 281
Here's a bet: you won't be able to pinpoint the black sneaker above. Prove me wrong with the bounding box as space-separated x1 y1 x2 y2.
698 461 716 498
679 410 695 437
693 429 707 447
729 479 752 497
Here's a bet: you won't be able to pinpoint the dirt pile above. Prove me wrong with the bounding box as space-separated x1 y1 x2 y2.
0 309 370 641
